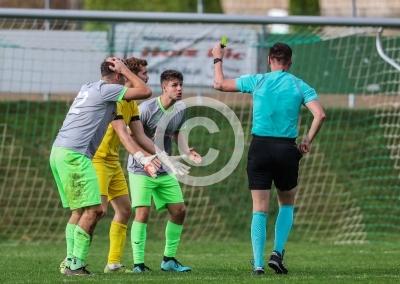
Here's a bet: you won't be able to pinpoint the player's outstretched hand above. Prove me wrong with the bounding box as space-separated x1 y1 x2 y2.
157 151 191 176
187 147 202 164
133 151 158 178
106 57 127 74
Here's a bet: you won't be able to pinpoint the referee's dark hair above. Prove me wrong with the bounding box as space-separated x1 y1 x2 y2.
269 43 292 65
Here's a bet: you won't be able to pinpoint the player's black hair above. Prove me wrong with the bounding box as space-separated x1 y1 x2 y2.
269 42 292 65
160 70 183 85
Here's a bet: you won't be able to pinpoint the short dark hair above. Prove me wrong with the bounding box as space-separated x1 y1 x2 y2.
100 60 115 77
160 70 183 85
123 57 148 75
269 42 292 65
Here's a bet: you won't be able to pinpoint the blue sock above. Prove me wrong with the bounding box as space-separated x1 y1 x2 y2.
251 211 267 269
274 205 294 255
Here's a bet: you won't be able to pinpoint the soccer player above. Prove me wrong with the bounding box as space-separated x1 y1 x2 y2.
212 42 325 275
51 57 159 276
93 57 161 273
128 69 202 273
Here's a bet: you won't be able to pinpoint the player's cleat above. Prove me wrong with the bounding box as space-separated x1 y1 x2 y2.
104 264 132 273
64 266 95 276
252 267 265 275
59 258 69 274
161 257 191 272
268 250 288 274
133 263 152 273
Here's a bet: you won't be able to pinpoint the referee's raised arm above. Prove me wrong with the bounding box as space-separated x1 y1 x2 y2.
211 42 239 92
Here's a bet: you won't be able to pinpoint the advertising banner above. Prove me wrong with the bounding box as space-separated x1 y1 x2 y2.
114 23 258 89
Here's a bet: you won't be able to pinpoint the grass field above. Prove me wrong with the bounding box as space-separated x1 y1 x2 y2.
1 238 400 284
1 101 400 283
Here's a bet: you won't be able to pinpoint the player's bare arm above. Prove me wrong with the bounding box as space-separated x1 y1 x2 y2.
299 100 326 154
173 132 202 164
111 119 161 170
211 42 239 92
129 120 192 173
106 57 152 100
128 120 161 155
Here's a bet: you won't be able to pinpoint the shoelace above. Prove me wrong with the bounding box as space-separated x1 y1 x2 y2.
277 256 287 269
135 264 152 271
143 265 152 271
171 258 184 268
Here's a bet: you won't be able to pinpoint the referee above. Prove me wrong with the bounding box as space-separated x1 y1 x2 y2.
212 42 325 275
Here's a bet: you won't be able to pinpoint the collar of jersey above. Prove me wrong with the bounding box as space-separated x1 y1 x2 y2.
157 96 175 114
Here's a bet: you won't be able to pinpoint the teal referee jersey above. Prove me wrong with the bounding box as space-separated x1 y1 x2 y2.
236 70 318 138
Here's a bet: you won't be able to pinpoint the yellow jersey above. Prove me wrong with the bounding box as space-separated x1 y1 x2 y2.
93 100 139 161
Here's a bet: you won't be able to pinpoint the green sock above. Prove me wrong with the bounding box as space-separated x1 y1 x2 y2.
70 226 91 270
164 221 183 257
131 221 147 264
66 223 76 268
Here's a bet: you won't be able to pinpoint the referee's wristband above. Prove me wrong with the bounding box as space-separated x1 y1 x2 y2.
214 58 222 64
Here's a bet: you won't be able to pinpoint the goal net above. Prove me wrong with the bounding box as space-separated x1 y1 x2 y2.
0 17 399 245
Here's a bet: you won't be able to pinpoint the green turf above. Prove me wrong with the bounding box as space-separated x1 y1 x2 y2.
1 238 400 283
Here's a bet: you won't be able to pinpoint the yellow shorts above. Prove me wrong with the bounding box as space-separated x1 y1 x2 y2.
92 159 129 202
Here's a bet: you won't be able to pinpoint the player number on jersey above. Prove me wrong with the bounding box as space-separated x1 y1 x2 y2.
68 91 89 114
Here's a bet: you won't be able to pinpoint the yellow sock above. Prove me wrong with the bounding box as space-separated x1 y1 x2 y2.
108 222 127 265
120 225 127 258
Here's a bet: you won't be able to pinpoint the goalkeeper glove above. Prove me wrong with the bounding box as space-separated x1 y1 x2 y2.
133 151 158 179
156 151 191 175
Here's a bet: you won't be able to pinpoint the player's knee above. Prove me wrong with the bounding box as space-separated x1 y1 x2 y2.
124 206 132 219
91 207 104 219
173 205 187 219
70 209 83 223
134 207 149 222
116 206 132 220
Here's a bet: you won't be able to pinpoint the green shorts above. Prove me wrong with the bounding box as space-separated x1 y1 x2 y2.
50 146 101 210
129 173 184 211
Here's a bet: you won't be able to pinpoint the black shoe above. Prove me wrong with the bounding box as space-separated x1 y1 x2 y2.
268 250 288 274
65 266 95 276
133 263 152 273
252 267 265 275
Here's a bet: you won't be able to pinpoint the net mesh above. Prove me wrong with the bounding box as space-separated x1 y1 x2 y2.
0 18 399 245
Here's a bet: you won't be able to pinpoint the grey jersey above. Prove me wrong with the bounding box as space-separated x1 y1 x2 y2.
53 80 126 159
128 96 186 176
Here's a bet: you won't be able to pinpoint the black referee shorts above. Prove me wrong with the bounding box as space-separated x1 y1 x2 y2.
246 135 303 191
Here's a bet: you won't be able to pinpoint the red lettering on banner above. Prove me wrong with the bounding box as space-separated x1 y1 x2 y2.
185 50 197 57
141 47 198 57
152 47 160 57
233 53 244 59
141 47 150 56
142 47 243 59
207 48 244 60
